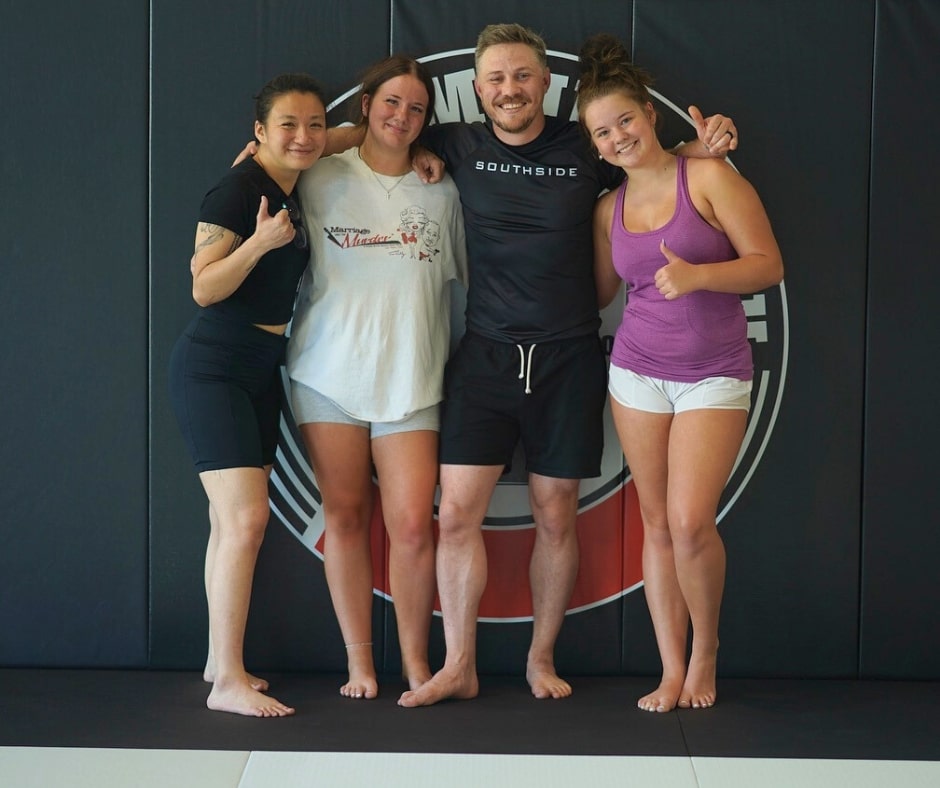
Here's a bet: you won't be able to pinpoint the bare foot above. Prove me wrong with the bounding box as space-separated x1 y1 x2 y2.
207 677 294 717
637 674 685 713
403 665 433 692
526 661 572 699
340 643 378 699
204 659 268 692
340 666 378 699
398 666 478 707
678 650 717 709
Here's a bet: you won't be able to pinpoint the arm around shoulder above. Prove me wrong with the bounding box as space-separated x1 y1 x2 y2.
675 105 738 159
324 124 365 156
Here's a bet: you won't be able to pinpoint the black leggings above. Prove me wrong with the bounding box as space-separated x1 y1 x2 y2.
168 311 287 472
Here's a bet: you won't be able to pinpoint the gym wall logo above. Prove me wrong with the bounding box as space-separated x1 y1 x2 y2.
269 49 789 623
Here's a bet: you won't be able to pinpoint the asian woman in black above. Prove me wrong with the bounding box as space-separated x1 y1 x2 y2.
168 73 326 716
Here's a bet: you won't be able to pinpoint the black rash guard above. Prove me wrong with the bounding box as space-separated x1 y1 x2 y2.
424 117 623 344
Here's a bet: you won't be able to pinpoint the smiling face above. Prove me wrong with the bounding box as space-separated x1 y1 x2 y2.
583 92 658 169
254 91 327 176
363 73 429 152
474 42 550 144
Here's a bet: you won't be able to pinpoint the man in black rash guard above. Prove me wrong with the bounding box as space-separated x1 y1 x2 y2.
393 23 738 708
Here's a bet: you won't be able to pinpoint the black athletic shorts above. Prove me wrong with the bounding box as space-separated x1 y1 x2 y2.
168 311 287 472
439 332 607 479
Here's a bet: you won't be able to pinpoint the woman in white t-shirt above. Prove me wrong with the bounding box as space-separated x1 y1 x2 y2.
286 55 466 700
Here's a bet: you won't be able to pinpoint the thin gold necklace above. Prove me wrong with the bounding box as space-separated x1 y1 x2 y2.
357 147 408 200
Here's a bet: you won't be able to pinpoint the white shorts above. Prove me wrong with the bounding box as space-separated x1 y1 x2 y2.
290 380 440 437
608 365 752 414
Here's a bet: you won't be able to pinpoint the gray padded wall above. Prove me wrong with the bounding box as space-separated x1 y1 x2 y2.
861 0 940 679
0 3 149 665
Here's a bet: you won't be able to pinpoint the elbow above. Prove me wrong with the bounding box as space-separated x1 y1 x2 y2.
596 285 619 310
191 284 216 308
191 269 226 307
769 256 784 287
752 252 783 291
594 268 621 310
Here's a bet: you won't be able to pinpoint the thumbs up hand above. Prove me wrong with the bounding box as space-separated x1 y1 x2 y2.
654 240 698 300
253 195 297 251
689 105 737 156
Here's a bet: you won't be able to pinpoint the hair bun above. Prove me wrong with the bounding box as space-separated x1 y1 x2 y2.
578 34 631 78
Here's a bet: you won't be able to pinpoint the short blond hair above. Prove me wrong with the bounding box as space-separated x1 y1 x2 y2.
474 23 548 73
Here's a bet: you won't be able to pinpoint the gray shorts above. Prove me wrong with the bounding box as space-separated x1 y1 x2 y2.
289 379 440 437
608 365 752 414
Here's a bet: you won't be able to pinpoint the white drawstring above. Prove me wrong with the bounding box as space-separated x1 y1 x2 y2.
516 343 537 394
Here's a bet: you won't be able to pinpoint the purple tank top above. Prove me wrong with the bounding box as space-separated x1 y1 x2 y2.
609 156 752 382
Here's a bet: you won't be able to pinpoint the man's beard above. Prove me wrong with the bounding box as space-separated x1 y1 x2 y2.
491 114 536 135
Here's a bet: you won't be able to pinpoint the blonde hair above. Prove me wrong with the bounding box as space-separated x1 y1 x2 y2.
475 23 548 72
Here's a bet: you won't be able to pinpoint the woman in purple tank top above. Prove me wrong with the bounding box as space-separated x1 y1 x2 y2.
578 35 783 713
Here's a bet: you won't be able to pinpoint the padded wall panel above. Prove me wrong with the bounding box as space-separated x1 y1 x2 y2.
861 0 940 678
0 3 149 666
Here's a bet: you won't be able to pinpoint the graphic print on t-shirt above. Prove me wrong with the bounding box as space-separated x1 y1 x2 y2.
322 204 441 264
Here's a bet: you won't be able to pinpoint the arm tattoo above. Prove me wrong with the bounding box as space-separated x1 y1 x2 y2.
195 223 243 256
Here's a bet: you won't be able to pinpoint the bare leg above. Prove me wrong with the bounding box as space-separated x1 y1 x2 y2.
203 501 269 691
638 520 691 712
612 401 689 713
667 409 746 709
398 464 504 707
373 430 439 690
200 466 294 717
525 473 580 699
301 422 378 699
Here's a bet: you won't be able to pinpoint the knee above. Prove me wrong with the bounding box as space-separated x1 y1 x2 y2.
529 483 578 531
322 496 373 537
534 515 577 548
668 511 719 555
640 508 671 546
387 512 434 554
223 503 271 550
436 500 480 544
530 502 578 545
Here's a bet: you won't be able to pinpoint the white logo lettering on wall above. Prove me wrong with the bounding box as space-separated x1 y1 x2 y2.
268 49 789 622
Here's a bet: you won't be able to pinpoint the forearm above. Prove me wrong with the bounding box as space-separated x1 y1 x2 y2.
693 253 783 295
324 124 365 156
192 237 268 306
